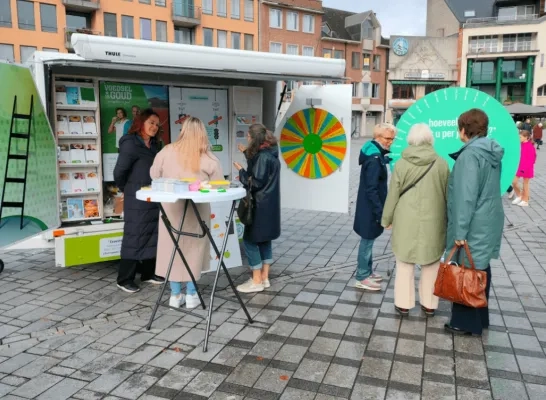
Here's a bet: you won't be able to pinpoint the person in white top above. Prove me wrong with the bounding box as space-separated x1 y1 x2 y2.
108 108 131 149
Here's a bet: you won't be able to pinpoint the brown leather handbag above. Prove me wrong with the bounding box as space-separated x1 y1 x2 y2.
433 243 488 308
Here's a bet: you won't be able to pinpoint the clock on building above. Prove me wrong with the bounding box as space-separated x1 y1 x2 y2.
392 37 409 56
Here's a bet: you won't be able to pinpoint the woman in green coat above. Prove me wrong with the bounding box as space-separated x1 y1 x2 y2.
382 123 450 317
444 108 504 336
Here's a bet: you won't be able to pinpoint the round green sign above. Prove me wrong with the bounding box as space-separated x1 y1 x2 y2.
391 87 520 193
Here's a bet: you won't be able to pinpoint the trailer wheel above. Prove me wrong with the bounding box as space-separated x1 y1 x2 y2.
0 259 3 274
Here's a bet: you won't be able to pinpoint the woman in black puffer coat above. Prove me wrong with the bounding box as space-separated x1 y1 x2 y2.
114 108 164 293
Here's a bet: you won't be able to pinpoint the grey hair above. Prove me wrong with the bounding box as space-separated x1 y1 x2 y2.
407 123 434 146
373 123 397 138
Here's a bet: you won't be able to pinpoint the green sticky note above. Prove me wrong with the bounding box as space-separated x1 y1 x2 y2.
392 87 520 193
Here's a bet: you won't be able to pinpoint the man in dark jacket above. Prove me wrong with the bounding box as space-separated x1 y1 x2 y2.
353 123 397 291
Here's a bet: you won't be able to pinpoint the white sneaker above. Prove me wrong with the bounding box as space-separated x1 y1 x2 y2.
355 278 381 291
512 197 522 205
169 294 185 308
186 293 200 309
263 279 271 289
518 200 529 207
237 279 265 293
508 191 515 199
369 273 383 282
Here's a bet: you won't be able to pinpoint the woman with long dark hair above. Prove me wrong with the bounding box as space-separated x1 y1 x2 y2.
233 124 281 293
114 108 164 293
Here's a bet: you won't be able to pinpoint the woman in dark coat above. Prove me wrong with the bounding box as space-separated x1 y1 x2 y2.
114 108 164 293
233 124 281 293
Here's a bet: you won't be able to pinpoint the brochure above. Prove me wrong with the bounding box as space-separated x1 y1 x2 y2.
71 172 87 193
59 173 71 194
55 85 67 105
84 199 99 218
69 143 85 164
82 115 98 135
56 115 68 136
67 198 84 220
66 86 80 105
85 144 99 164
85 172 100 192
59 144 70 164
68 115 83 135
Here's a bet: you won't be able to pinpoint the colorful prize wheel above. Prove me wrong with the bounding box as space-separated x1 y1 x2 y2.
280 108 347 179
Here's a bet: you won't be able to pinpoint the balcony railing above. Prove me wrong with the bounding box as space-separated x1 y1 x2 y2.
468 41 538 55
65 27 101 49
472 71 496 81
464 14 539 27
172 3 201 27
62 0 100 12
503 70 526 80
503 95 525 104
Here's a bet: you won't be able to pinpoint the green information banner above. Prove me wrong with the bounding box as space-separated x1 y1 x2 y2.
391 87 520 192
64 231 123 267
99 82 170 181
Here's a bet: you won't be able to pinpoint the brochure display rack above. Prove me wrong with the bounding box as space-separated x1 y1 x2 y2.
53 78 104 223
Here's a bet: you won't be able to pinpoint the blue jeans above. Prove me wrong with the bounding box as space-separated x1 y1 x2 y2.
356 238 374 281
243 240 272 270
170 281 197 296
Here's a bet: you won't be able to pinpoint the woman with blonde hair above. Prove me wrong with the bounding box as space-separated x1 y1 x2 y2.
150 117 224 309
382 123 450 316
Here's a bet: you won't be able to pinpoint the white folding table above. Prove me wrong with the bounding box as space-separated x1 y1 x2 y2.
136 187 253 351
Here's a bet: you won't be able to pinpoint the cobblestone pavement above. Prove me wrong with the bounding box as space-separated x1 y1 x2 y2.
0 139 546 400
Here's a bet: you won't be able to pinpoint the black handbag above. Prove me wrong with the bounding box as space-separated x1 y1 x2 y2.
237 177 254 226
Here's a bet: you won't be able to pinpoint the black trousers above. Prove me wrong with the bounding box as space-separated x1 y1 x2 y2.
450 266 491 335
117 258 156 285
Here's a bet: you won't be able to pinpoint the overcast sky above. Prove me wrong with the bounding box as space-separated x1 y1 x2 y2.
321 0 427 37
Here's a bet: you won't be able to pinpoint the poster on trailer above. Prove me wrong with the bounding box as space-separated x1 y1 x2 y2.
99 82 171 181
168 87 230 174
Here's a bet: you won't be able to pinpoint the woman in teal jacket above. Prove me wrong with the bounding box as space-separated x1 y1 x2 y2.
444 108 504 336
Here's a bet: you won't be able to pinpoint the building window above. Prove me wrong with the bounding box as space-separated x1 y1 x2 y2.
155 0 166 6
66 12 90 30
104 13 117 37
175 27 194 44
373 55 381 71
537 85 546 96
425 85 448 95
303 46 314 57
322 48 332 58
287 44 298 55
502 60 525 79
352 83 360 97
351 52 360 69
372 83 380 98
140 18 152 40
503 33 533 52
139 0 151 3
0 43 14 62
20 45 36 63
244 34 253 50
217 30 227 47
156 20 167 41
203 0 213 14
0 0 11 28
363 53 371 70
231 0 240 19
362 19 374 39
217 0 227 17
270 8 282 28
244 0 253 21
122 15 134 39
17 0 34 30
498 5 535 21
40 4 57 33
362 83 370 97
43 48 59 52
231 32 240 49
303 14 314 33
469 35 498 53
203 28 213 46
472 61 495 81
270 42 282 53
392 84 414 99
322 23 331 36
334 50 344 59
287 11 298 31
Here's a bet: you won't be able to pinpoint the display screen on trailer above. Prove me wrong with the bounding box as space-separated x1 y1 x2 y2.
0 62 59 248
99 82 171 182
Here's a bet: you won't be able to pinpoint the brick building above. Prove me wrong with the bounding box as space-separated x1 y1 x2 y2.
259 0 323 54
321 8 389 137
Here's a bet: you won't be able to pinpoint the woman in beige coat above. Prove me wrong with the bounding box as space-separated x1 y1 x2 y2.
150 117 224 309
381 123 449 317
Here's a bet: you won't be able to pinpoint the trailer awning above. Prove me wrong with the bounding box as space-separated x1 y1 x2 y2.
42 59 346 82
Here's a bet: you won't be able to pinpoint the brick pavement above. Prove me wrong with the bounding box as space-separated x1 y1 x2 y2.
0 139 545 399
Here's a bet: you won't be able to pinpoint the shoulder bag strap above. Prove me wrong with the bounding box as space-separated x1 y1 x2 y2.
398 159 436 198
